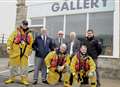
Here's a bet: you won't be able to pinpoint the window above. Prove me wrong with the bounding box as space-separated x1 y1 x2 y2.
46 16 64 38
31 18 43 25
66 14 86 40
89 12 113 56
30 27 42 39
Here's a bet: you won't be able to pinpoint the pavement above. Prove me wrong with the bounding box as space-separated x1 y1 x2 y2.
0 58 120 87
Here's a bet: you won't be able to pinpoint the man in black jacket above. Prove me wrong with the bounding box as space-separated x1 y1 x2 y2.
32 28 54 84
82 29 102 87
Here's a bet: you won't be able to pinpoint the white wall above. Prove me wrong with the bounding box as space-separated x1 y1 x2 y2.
0 0 17 38
26 0 65 5
27 0 114 17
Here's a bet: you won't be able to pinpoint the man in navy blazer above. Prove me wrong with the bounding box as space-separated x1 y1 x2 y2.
32 28 54 84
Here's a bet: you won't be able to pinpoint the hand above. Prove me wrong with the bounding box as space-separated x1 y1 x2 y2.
7 47 11 54
47 68 49 74
58 65 65 71
61 65 65 70
88 71 95 77
73 73 77 79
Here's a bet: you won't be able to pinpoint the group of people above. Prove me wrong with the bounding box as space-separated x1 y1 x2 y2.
4 20 102 87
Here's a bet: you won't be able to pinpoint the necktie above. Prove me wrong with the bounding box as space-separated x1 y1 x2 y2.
58 38 62 48
43 35 46 46
60 38 62 45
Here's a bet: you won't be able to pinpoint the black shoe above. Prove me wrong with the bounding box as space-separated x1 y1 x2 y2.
97 81 101 87
33 80 38 85
59 79 62 82
82 76 89 84
97 83 101 87
42 80 49 84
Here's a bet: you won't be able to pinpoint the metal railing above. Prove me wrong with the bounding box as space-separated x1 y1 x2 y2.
0 34 8 44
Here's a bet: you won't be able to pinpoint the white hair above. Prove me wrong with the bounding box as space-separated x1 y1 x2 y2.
70 32 76 37
58 30 64 35
60 43 67 49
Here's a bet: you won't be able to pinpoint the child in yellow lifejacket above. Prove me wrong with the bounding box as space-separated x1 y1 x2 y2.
45 43 71 87
70 45 96 87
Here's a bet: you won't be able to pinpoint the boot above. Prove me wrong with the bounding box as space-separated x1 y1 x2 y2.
64 84 72 87
20 76 29 86
64 81 72 87
91 82 96 87
90 76 97 87
4 76 16 84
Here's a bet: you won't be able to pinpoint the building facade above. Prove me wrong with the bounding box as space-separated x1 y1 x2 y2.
27 0 120 79
27 0 120 59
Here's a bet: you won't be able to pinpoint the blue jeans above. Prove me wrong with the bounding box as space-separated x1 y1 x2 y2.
33 57 47 81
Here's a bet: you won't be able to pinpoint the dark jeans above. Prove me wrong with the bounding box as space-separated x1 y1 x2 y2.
93 58 100 86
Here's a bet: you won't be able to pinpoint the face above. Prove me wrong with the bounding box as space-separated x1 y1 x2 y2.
58 34 63 38
86 31 94 38
80 45 87 54
70 33 76 41
41 28 47 36
60 46 66 53
21 24 28 30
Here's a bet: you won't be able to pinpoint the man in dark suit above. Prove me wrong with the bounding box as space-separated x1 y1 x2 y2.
67 32 80 57
66 32 81 86
54 30 66 49
32 28 54 84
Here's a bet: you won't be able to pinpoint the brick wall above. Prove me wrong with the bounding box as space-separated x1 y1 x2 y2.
98 57 120 80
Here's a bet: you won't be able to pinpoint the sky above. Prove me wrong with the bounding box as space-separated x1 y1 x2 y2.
26 0 66 6
0 0 17 37
0 0 60 37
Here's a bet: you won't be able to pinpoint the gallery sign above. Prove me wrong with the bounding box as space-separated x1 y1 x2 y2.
28 0 114 17
51 0 114 14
